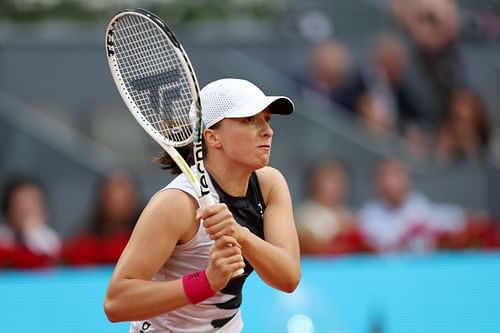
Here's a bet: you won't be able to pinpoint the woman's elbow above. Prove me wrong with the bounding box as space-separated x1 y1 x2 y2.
104 297 123 323
282 270 301 293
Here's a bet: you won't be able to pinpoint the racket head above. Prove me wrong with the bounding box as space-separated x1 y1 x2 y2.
105 8 201 148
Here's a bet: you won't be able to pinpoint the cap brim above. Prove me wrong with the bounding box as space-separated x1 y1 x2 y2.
224 96 294 119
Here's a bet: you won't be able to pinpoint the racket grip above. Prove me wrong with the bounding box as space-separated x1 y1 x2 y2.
198 193 215 208
198 194 244 278
232 268 245 278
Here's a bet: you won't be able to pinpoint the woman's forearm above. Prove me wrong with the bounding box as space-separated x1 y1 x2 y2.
104 278 188 322
240 229 300 292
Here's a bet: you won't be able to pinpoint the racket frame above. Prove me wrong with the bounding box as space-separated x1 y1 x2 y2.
105 8 212 205
105 8 243 277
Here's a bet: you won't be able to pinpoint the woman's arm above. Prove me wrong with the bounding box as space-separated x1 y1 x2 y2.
104 189 196 321
104 189 244 322
241 167 301 292
201 167 301 292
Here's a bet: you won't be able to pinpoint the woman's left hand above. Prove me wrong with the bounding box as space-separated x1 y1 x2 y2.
198 203 245 244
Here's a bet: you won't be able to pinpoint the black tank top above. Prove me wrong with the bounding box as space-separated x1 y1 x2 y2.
208 171 266 323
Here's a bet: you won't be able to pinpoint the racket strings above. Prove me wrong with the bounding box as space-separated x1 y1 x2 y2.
113 15 193 145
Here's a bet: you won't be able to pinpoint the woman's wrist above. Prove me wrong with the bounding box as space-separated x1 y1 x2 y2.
238 226 250 247
182 270 216 304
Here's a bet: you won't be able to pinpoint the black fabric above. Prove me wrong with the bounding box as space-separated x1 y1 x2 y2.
210 171 266 241
211 313 237 329
208 171 266 317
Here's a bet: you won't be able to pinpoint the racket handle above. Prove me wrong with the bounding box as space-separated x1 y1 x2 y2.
198 194 245 278
232 268 245 278
198 193 215 208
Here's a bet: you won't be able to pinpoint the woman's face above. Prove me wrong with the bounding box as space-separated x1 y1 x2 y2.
212 109 274 170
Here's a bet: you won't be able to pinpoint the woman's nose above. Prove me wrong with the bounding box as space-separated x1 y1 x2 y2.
261 120 273 137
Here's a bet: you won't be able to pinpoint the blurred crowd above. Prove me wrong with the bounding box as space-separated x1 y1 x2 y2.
3 157 498 269
0 170 143 269
295 157 500 256
1 0 499 268
297 0 495 166
294 0 500 256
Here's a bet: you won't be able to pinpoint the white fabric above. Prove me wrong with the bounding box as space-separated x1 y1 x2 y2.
23 224 61 257
0 223 61 257
130 171 243 333
190 78 294 128
359 191 466 252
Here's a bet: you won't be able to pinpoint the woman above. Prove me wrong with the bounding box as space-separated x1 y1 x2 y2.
435 87 492 164
62 169 142 266
295 158 360 255
104 78 301 332
0 175 61 268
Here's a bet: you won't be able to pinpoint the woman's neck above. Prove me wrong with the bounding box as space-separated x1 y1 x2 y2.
205 161 252 197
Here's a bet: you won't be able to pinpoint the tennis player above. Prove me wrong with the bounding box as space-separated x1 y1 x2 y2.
104 78 301 332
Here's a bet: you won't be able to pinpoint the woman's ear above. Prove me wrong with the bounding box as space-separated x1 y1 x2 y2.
204 129 222 148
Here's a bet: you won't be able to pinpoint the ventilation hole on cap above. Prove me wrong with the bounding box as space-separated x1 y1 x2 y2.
203 91 236 126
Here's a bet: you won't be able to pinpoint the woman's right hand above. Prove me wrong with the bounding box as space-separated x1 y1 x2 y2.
205 235 245 291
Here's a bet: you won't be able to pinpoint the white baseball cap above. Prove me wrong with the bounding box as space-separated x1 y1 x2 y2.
192 78 294 129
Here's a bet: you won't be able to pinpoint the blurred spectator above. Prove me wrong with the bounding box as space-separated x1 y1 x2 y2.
295 158 364 255
355 91 397 140
391 0 465 124
434 87 493 165
392 0 460 56
355 35 424 133
340 34 433 162
358 159 466 253
0 175 61 268
298 39 359 111
62 169 142 266
353 91 428 163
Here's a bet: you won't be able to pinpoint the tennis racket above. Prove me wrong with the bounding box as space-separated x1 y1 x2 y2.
105 8 243 276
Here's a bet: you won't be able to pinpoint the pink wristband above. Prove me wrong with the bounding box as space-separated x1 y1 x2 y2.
182 270 216 304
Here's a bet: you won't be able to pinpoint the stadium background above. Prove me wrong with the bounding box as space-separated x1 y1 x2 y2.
1 0 499 332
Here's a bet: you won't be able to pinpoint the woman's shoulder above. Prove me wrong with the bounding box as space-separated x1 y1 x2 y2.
255 166 286 185
150 186 196 210
255 166 289 200
143 183 198 229
142 188 198 241
255 165 285 178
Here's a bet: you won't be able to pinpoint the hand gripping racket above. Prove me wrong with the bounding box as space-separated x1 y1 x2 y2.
105 8 243 276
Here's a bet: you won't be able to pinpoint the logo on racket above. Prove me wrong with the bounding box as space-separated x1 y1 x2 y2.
193 140 210 197
130 69 182 122
105 23 116 57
